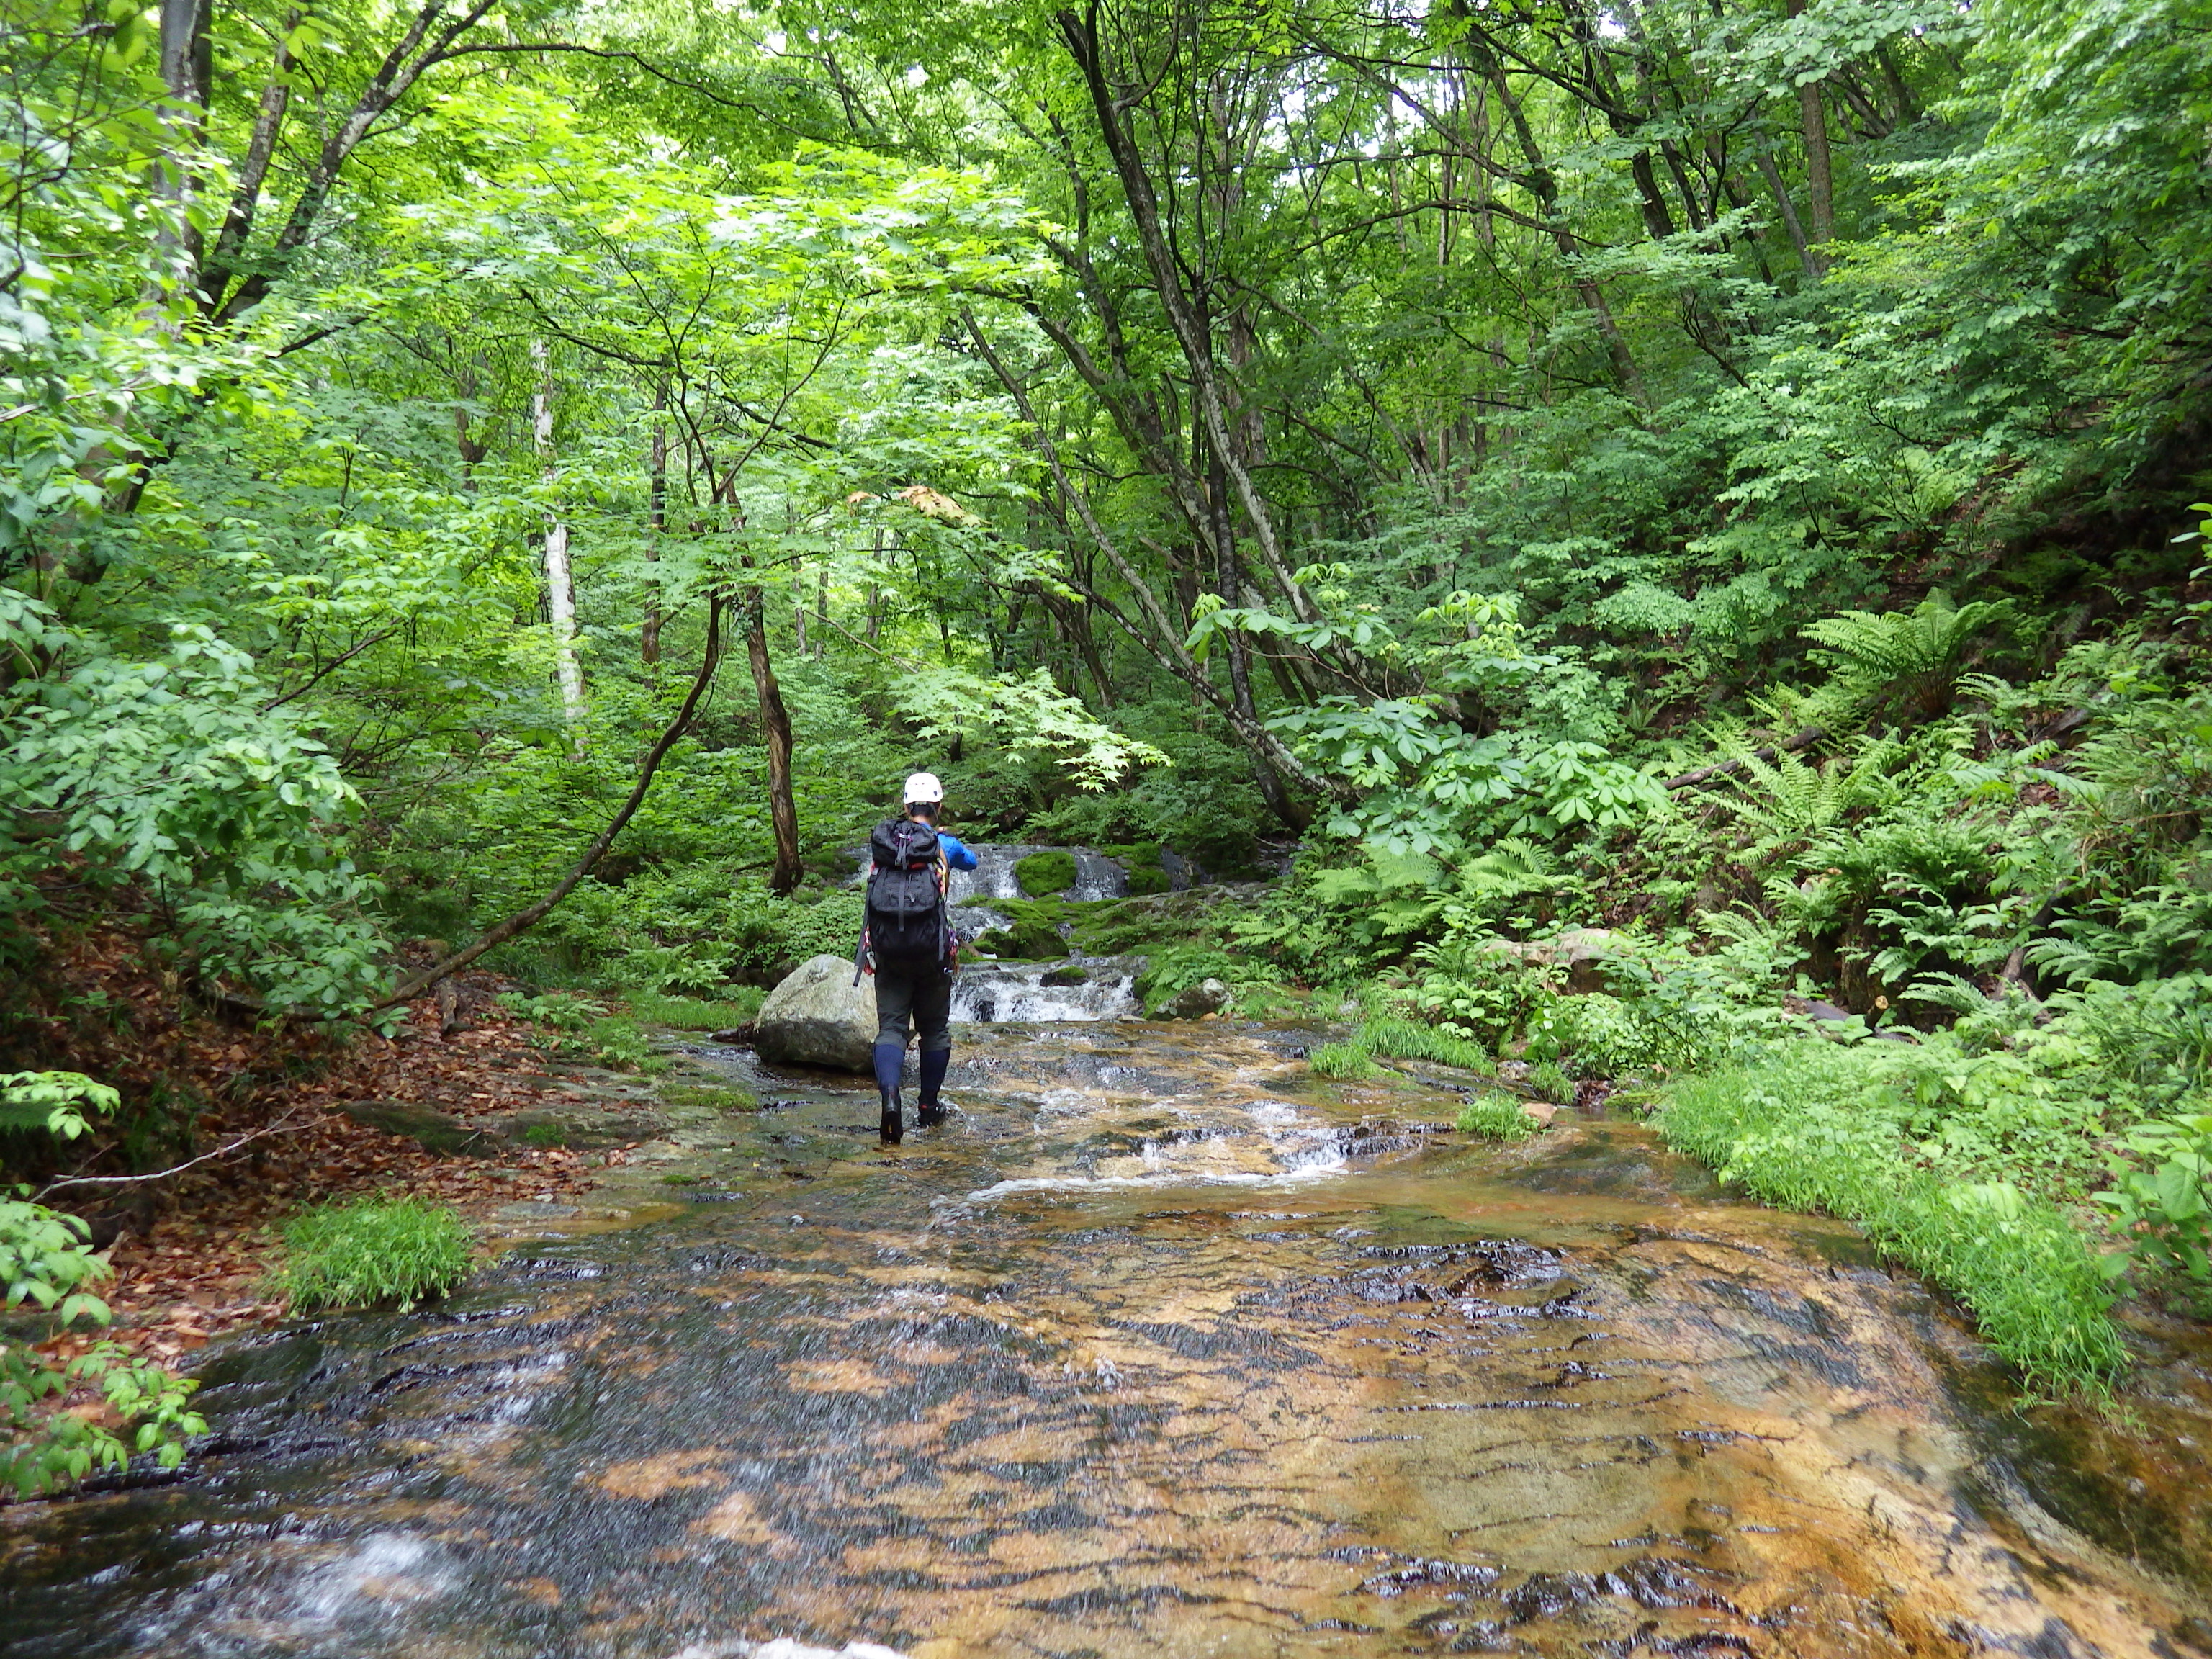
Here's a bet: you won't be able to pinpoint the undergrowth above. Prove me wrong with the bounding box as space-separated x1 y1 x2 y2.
1660 1047 2128 1391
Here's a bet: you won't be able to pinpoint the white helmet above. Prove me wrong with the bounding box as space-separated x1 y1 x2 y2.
903 771 945 806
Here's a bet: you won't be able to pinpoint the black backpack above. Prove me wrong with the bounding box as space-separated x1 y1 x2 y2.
862 817 947 966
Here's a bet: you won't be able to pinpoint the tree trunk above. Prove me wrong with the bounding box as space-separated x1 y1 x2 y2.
1752 138 1815 279
644 383 667 668
1786 0 1833 273
742 580 803 896
531 341 586 735
156 0 211 264
1478 53 1650 408
1210 454 1303 830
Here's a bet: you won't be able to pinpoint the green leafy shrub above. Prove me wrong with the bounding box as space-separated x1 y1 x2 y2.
1 1071 118 1141
498 994 663 1071
1802 592 2020 723
1528 1061 1574 1103
1015 849 1076 896
1455 1093 1542 1139
275 1196 474 1313
497 991 606 1032
1133 946 1272 1013
2095 1110 2212 1302
2 1195 204 1496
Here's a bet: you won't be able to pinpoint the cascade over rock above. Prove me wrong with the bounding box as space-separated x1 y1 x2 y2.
754 955 877 1071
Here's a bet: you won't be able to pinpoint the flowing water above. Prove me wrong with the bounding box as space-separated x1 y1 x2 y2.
8 1017 2212 1658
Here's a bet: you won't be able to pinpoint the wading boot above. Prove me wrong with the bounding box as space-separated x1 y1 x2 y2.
873 1040 906 1143
915 1048 950 1127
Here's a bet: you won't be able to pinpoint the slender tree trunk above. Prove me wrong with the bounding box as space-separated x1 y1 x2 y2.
156 0 211 265
531 341 585 736
1752 138 1815 278
1210 454 1302 830
643 383 667 669
1479 53 1650 408
742 577 803 896
1786 0 1833 272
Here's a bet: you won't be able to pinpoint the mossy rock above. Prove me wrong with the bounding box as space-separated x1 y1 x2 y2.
976 917 1069 960
1015 849 1078 896
1125 864 1171 895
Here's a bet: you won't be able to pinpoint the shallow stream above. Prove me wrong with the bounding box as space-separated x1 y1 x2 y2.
7 1018 2212 1657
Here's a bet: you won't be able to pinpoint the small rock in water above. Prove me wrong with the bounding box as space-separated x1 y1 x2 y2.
1161 976 1231 1019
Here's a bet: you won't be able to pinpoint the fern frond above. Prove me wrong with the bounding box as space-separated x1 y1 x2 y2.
1803 592 2018 721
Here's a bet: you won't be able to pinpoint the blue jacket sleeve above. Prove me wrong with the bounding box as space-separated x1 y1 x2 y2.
938 833 980 871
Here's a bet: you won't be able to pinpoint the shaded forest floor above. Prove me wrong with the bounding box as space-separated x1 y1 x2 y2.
27 986 619 1378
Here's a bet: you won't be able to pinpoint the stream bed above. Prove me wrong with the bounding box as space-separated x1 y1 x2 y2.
6 1018 2212 1657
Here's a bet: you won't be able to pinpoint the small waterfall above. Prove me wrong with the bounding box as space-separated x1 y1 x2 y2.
952 956 1139 1022
858 842 1134 904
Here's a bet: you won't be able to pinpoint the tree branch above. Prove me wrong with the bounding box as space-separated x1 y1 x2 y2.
377 596 724 1005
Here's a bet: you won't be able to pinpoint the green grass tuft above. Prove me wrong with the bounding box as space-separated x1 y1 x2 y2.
275 1196 475 1314
1359 1015 1495 1074
1659 1056 2128 1391
1309 1041 1377 1079
1529 1061 1575 1104
660 1083 760 1112
520 1123 567 1148
1456 1093 1543 1139
621 988 765 1030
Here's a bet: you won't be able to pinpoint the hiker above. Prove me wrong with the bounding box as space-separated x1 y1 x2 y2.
855 772 979 1143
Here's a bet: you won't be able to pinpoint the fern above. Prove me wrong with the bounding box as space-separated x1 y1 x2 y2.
1709 737 1899 861
1802 592 2018 721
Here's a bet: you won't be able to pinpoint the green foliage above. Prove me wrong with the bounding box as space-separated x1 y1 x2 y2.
1 1195 203 1496
1014 850 1077 897
1455 1094 1543 1140
275 1196 474 1314
1527 1062 1575 1105
520 1124 567 1148
1660 1048 2128 1389
2095 1111 2212 1300
1359 1016 1495 1074
1133 946 1272 1015
494 991 663 1066
1 606 388 1016
659 1083 760 1112
1308 1042 1377 1080
1802 593 2020 723
0 1072 119 1141
621 989 766 1031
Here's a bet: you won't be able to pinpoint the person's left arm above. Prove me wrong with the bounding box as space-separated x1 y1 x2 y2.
938 833 980 871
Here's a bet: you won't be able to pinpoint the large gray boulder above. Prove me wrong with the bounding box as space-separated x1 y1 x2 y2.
755 954 878 1071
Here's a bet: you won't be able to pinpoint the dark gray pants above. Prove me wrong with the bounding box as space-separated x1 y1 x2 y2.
873 958 953 1053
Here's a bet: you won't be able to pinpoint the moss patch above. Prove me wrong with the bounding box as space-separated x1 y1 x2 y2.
660 1082 761 1112
1015 849 1078 896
